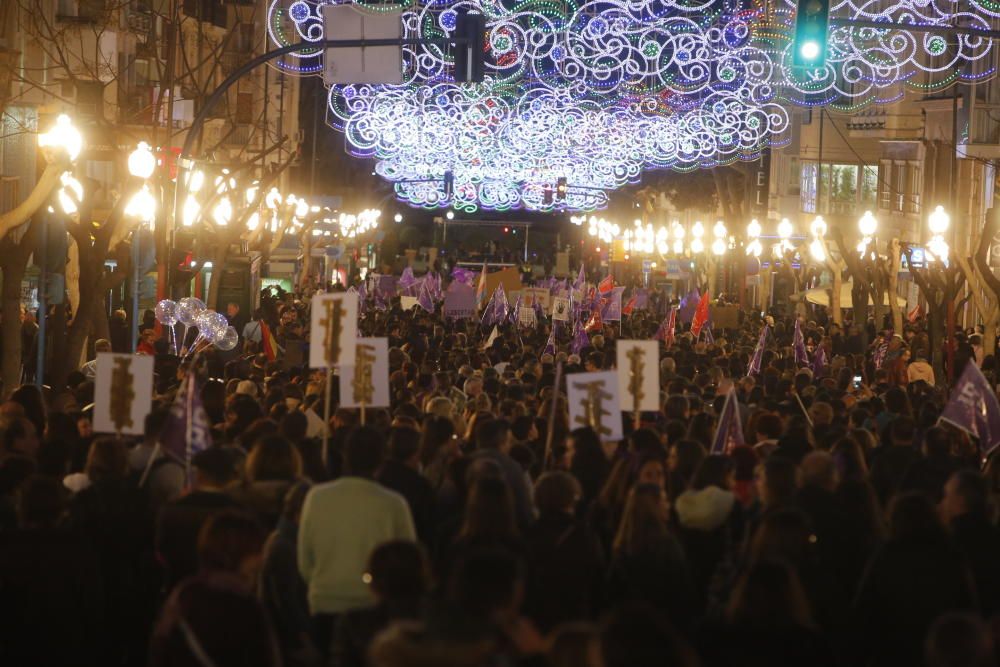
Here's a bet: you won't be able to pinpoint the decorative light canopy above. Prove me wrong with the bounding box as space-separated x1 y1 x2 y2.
266 0 999 211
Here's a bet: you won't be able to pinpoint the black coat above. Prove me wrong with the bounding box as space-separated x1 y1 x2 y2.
869 445 922 507
376 460 435 542
697 623 836 667
950 511 1000 617
523 512 605 631
606 535 697 632
853 536 977 667
0 528 105 666
156 489 239 589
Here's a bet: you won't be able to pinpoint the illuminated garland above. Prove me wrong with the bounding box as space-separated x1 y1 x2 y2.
265 0 997 210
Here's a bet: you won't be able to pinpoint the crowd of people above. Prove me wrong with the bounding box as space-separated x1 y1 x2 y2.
0 273 999 667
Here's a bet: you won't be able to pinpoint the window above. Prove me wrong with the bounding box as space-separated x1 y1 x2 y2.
861 166 878 211
800 162 817 213
788 156 800 194
825 164 858 215
879 160 892 211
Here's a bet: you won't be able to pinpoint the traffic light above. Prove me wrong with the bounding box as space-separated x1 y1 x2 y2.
454 11 486 83
443 170 454 198
543 186 553 205
792 0 829 67
555 177 568 201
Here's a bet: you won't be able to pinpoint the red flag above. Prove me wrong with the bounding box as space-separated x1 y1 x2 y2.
690 292 710 338
585 308 603 333
261 321 279 361
664 308 676 347
907 303 923 323
622 295 637 316
598 275 615 294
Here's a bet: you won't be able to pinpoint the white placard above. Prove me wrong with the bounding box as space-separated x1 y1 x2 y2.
566 370 623 441
339 338 389 408
616 340 660 412
518 306 536 327
400 295 418 311
523 287 550 309
309 292 358 368
93 353 154 435
552 296 569 321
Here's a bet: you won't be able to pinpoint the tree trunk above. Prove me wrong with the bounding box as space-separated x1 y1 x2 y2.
984 310 998 356
1 259 26 396
206 244 229 310
300 234 313 290
930 298 947 382
888 240 903 333
827 260 843 325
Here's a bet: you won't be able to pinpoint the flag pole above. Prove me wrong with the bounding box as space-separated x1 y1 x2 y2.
138 442 161 488
322 367 333 468
544 361 564 471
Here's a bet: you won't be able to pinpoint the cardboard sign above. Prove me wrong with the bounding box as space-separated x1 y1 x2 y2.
709 305 739 330
518 306 536 327
483 265 522 298
309 292 358 368
552 296 570 321
339 337 390 408
566 370 622 441
616 340 660 412
523 287 550 309
93 353 154 435
444 281 476 319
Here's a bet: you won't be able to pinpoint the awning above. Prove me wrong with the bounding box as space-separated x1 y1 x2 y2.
796 280 908 308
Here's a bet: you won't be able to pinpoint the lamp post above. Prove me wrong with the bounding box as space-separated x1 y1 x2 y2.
746 219 762 309
927 205 953 379
125 142 158 351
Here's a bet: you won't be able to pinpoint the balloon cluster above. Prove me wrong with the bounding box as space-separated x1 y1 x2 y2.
155 297 240 355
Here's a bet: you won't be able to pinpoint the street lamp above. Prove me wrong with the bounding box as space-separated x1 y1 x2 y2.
858 210 877 256
927 205 950 262
56 172 84 215
690 221 705 254
671 221 685 255
809 215 827 262
746 218 762 257
38 114 83 163
128 142 156 180
711 220 727 256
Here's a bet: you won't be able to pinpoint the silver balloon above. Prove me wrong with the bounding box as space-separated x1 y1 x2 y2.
215 326 239 351
208 312 229 341
176 297 206 327
155 299 178 326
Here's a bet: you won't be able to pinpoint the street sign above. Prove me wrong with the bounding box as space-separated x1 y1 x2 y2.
322 5 403 85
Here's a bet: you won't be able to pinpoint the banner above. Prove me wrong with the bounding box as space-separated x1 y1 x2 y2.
616 340 659 412
160 373 213 464
93 353 154 435
939 362 1000 454
566 370 622 441
309 292 358 368
339 338 390 408
444 281 476 319
793 318 808 366
601 286 625 321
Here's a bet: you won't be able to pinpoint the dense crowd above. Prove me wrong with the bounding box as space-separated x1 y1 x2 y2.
1 276 999 667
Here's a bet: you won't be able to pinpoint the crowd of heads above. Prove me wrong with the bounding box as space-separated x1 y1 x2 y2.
0 275 999 667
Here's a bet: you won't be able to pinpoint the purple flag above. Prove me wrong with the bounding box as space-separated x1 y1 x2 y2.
710 387 745 455
793 318 808 366
160 374 212 465
451 266 476 285
481 284 509 326
374 274 397 300
601 286 625 322
417 279 434 313
939 362 1000 455
542 328 556 356
747 325 769 376
811 345 827 376
571 324 590 355
373 288 388 311
399 266 416 291
634 288 649 310
678 288 700 324
508 294 523 326
573 265 586 291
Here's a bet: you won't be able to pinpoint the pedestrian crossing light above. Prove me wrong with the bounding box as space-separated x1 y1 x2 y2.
556 177 568 201
792 0 829 67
